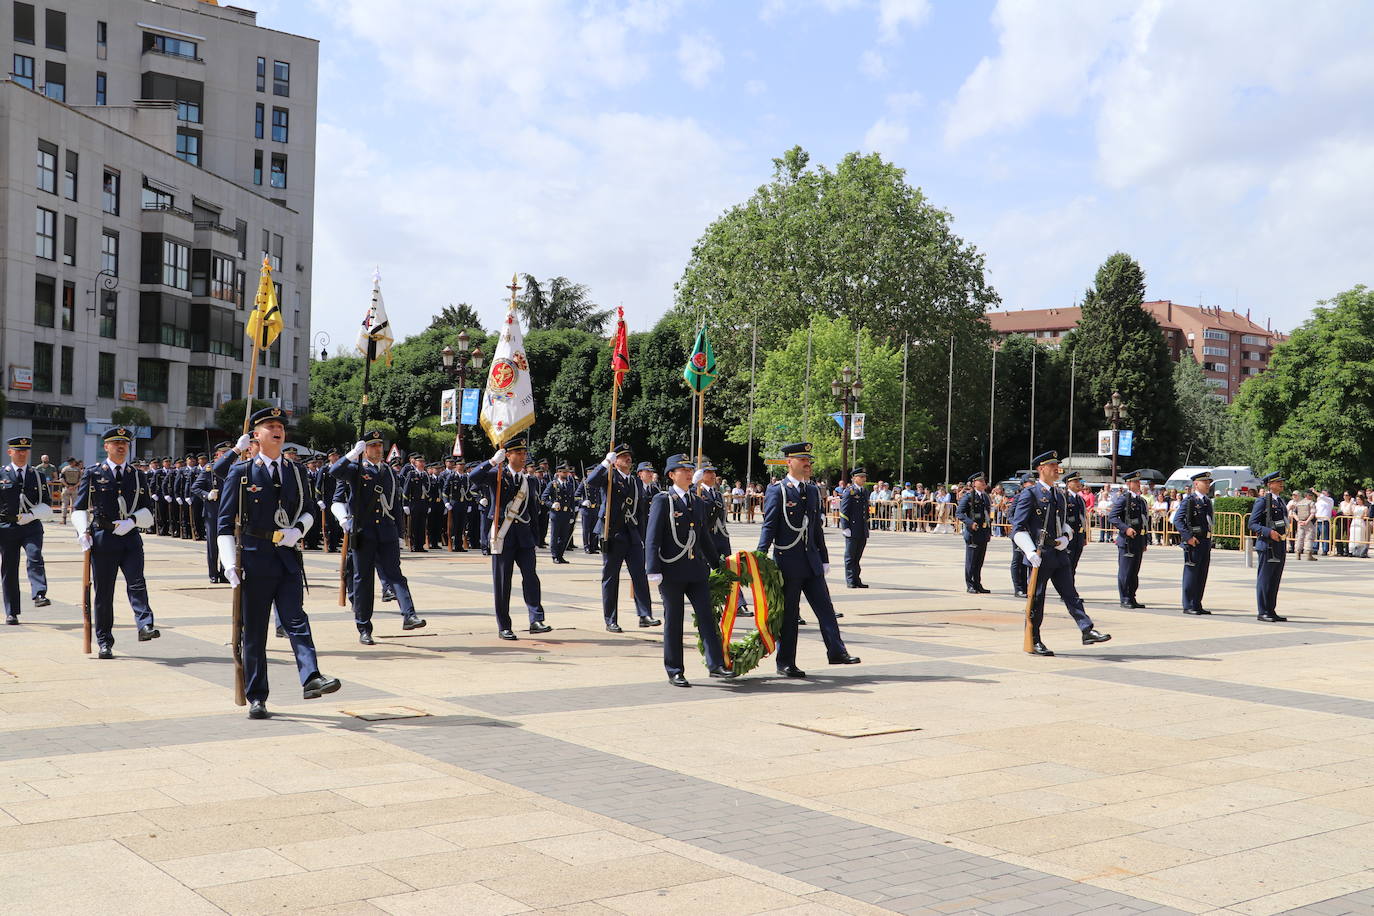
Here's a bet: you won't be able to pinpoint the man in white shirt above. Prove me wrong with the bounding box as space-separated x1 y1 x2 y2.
1315 489 1334 556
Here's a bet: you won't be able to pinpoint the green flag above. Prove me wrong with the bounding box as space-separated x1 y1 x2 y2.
683 326 717 393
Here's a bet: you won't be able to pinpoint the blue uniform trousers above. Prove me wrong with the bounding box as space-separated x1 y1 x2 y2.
843 532 867 585
350 532 416 632
204 507 223 579
658 578 724 676
963 535 988 588
491 543 545 631
1010 542 1028 592
1257 545 1285 616
1068 534 1084 572
776 572 848 668
600 534 653 625
90 530 154 647
240 549 320 702
580 508 599 551
1181 540 1211 611
0 525 46 615
549 511 573 560
1028 551 1094 637
1117 542 1145 601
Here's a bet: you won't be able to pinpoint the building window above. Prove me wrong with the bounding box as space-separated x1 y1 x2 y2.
98 352 116 399
12 54 34 88
177 99 201 123
102 230 119 276
1203 361 1227 373
137 359 170 403
61 282 75 331
235 270 246 310
138 293 190 349
59 346 73 396
13 3 34 44
272 60 290 96
1202 345 1229 357
163 239 190 289
1203 328 1229 340
253 150 262 185
271 107 288 143
1241 334 1265 345
34 274 55 327
63 151 77 200
97 21 107 55
35 207 56 260
254 103 264 139
62 215 77 266
175 130 201 166
140 178 173 210
142 72 203 122
44 9 65 51
269 154 287 189
36 141 56 193
143 32 197 60
212 254 234 302
99 292 117 338
191 306 243 359
33 343 53 393
292 337 300 372
268 377 280 400
235 219 247 258
230 371 243 401
1243 350 1263 361
1206 377 1228 389
187 366 215 408
96 71 106 104
102 169 120 214
43 61 64 101
271 233 283 271
262 229 270 259
256 56 266 92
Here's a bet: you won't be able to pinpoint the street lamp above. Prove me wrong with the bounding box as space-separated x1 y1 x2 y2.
312 330 331 361
1103 389 1131 483
441 331 485 456
832 366 863 485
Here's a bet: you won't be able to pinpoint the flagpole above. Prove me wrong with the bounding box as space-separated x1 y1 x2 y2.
988 345 997 481
898 332 908 486
603 380 619 537
491 274 519 544
745 322 757 495
944 334 954 486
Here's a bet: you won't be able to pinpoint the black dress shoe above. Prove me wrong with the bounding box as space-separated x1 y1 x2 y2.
498 629 518 640
777 665 807 678
1082 629 1112 645
738 608 754 617
834 612 845 618
247 700 270 720
1258 614 1288 622
553 557 570 564
402 615 427 630
797 617 809 626
412 548 428 553
1014 591 1028 599
638 617 662 628
137 625 160 641
606 622 623 633
276 625 287 638
1183 608 1211 615
5 614 18 625
529 621 552 634
381 591 396 602
709 666 738 679
853 582 869 589
358 631 376 646
669 673 690 687
967 587 981 594
1028 642 1055 656
1194 608 1211 615
32 594 50 607
98 645 113 659
977 586 991 594
302 673 341 699
828 653 861 665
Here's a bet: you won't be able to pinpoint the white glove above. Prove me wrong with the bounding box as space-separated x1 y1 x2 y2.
223 565 241 587
648 573 663 584
1026 551 1042 568
276 527 303 549
78 532 92 551
17 512 35 525
112 519 136 536
479 497 489 508
491 448 506 465
347 440 366 461
822 563 830 575
217 534 237 559
1013 531 1037 557
581 500 592 508
317 500 326 510
1054 535 1070 551
342 517 353 533
445 502 453 511
602 451 616 467
842 528 851 538
403 505 411 515
31 504 51 521
235 433 251 452
692 468 705 485
208 489 219 502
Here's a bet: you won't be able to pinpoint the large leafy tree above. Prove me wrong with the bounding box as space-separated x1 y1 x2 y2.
1173 354 1234 466
1233 285 1374 488
518 275 612 334
428 303 484 334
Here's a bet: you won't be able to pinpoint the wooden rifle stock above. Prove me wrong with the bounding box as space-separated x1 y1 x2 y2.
81 545 92 655
338 530 351 607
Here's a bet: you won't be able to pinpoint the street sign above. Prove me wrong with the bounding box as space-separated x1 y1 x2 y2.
1097 430 1113 456
440 388 457 425
460 388 480 424
851 413 865 440
1118 430 1134 456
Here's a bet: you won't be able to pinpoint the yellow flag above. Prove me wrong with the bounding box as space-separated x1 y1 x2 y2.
246 256 283 350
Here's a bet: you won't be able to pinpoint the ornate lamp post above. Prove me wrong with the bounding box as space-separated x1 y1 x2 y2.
1104 389 1130 483
831 366 864 485
441 330 485 456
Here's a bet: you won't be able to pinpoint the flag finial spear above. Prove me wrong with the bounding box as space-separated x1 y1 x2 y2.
507 273 520 306
372 266 381 286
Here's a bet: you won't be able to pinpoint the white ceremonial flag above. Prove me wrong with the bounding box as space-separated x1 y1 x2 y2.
480 294 536 447
356 269 395 365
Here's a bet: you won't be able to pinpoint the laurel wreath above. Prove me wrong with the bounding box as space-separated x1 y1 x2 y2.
696 550 785 676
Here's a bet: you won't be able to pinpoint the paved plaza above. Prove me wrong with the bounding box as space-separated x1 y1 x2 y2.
3 522 1374 915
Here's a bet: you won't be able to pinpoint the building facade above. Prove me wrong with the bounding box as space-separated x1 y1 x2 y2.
987 300 1286 403
1 0 315 461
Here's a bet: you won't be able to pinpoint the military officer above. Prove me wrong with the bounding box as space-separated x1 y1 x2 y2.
1063 471 1089 571
645 454 735 686
1173 470 1215 615
757 443 860 676
426 462 446 548
71 427 159 658
541 463 577 563
1009 473 1035 597
1249 471 1290 622
955 471 992 593
1012 451 1111 656
587 443 660 633
438 457 461 550
1110 471 1151 608
838 467 871 589
330 432 426 644
576 471 601 554
636 461 661 497
533 460 551 548
1 436 54 623
217 407 340 719
401 453 431 551
470 436 551 639
192 441 233 583
695 459 751 616
149 457 167 536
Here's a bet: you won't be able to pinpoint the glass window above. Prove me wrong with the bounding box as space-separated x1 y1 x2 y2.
253 150 262 185
102 230 119 276
212 254 235 303
1241 334 1264 345
34 274 55 327
13 54 34 88
60 346 73 396
138 293 190 349
272 60 289 96
1203 328 1229 340
271 234 283 271
235 219 247 258
44 8 65 51
256 56 266 92
61 282 75 331
235 270 246 310
99 292 117 338
36 142 55 193
271 107 288 143
177 100 201 123
98 352 116 399
43 61 64 101
33 343 53 393
269 154 287 189
13 3 34 44
62 214 76 266
63 150 77 200
140 178 173 210
143 32 197 59
187 366 215 408
102 170 120 214
96 71 106 105
1202 345 1229 357
97 21 107 48
35 207 55 260
137 359 170 403
1206 377 1228 389
175 130 200 166
163 239 190 289
254 103 264 139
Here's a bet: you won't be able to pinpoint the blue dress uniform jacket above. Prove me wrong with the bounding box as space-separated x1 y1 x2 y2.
838 483 869 587
1249 492 1288 618
0 464 51 616
1109 491 1150 603
541 477 578 560
757 478 849 667
217 456 322 702
74 461 156 648
329 456 418 630
1173 492 1214 612
192 464 227 580
644 487 725 675
586 464 654 625
470 460 547 631
956 489 992 589
1064 490 1087 570
1010 484 1095 639
575 479 601 552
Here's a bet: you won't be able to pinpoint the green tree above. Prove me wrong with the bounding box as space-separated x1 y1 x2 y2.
518 275 612 333
428 303 484 333
1065 253 1180 469
293 412 341 450
212 399 272 435
110 406 152 428
1233 285 1374 487
1172 354 1233 466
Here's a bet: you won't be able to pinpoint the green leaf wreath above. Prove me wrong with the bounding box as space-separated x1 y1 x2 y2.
695 550 785 675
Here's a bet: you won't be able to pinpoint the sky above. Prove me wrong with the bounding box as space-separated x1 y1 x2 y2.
254 0 1374 351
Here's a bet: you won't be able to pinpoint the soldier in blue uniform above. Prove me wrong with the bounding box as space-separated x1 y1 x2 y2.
150 458 167 536
1012 451 1111 656
645 454 735 686
217 407 340 719
1009 473 1035 597
757 443 860 676
693 459 751 616
192 441 234 584
838 467 870 589
401 454 431 552
541 463 577 564
470 436 551 639
1110 471 1151 608
1249 471 1289 622
636 461 661 496
576 471 601 554
1 436 54 623
587 444 660 633
70 427 159 659
1173 469 1215 615
1063 471 1088 571
330 431 426 644
955 471 992 594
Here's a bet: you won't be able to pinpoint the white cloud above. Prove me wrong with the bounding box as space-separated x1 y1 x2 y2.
677 31 724 88
862 117 909 153
877 0 931 43
745 78 767 96
859 49 887 79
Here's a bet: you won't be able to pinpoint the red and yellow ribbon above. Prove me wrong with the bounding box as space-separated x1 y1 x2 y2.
720 550 774 668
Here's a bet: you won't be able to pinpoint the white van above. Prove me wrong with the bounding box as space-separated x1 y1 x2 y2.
1208 466 1264 495
1165 466 1213 491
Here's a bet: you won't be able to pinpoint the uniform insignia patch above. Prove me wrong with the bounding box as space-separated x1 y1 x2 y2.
247 485 263 493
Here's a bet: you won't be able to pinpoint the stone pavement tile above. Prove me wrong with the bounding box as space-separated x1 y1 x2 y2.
522 828 660 865
332 775 491 807
332 793 540 833
199 864 414 916
478 851 725 909
298 903 388 916
422 810 606 847
1236 875 1374 916
141 788 361 831
0 782 42 805
249 762 450 794
1139 811 1330 855
1237 801 1371 833
600 875 807 915
1120 846 1354 909
370 883 532 916
1234 769 1374 798
957 811 1146 855
271 826 459 869
976 788 1102 817
1306 787 1374 817
0 839 222 915
118 811 361 862
764 766 930 797
1 786 182 824
886 750 1030 779
372 845 562 890
1095 784 1310 829
0 811 156 854
1035 835 1212 880
1149 760 1284 787
24 767 195 799
46 746 209 775
159 776 280 804
157 846 305 888
888 799 1040 835
885 770 1062 805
